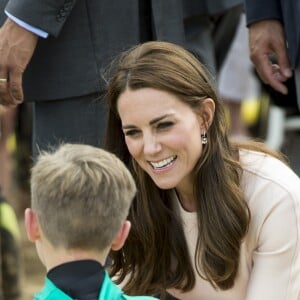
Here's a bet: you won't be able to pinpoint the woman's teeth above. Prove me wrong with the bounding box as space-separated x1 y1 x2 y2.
150 156 177 169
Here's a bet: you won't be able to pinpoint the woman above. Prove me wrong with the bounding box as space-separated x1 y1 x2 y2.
105 41 300 299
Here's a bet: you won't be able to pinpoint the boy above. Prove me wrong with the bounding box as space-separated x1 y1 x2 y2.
26 143 157 300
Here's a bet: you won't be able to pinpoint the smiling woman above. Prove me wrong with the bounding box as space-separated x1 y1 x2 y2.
105 41 300 300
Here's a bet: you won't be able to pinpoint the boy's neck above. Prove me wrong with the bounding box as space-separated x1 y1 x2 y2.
39 242 108 271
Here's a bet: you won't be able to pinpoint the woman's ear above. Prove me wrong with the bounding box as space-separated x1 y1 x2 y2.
197 98 215 129
111 220 131 251
24 208 41 242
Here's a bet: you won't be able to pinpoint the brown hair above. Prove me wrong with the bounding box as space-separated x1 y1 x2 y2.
105 41 283 295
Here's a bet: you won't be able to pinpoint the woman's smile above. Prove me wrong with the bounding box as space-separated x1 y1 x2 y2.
148 155 177 170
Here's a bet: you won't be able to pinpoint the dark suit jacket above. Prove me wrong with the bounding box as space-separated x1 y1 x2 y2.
0 0 185 102
182 0 243 18
245 0 300 68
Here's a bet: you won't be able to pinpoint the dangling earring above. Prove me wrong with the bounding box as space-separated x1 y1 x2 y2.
201 132 207 145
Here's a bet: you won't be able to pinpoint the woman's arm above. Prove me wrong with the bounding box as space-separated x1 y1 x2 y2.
247 187 300 299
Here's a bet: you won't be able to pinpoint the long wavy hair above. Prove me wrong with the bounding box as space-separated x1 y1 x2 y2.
104 41 282 296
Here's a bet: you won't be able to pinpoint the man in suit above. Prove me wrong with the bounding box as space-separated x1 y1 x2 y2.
244 0 300 107
0 0 185 157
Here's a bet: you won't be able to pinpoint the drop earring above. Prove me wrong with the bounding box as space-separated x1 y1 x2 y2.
201 132 207 144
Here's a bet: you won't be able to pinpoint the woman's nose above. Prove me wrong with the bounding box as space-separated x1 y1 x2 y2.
143 134 161 155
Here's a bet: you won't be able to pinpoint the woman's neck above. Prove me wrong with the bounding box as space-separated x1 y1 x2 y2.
175 189 197 212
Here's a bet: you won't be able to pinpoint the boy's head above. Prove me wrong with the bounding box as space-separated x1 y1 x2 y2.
27 143 136 255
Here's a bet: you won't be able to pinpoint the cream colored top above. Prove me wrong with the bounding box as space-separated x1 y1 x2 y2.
168 150 300 300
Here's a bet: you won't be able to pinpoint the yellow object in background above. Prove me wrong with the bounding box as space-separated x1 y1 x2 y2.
241 96 263 126
0 201 20 241
241 93 269 126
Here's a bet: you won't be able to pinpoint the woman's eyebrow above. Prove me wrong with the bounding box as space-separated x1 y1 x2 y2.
122 113 174 129
122 124 136 130
149 114 173 125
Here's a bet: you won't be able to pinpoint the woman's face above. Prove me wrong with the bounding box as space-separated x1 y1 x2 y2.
117 88 208 192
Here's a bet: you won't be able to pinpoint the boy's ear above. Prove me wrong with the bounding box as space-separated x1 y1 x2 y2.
24 208 41 242
111 220 131 251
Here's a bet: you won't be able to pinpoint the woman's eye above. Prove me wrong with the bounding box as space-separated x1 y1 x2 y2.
124 129 140 137
157 121 173 129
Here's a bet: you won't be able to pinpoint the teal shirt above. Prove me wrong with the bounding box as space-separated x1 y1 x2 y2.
34 272 158 300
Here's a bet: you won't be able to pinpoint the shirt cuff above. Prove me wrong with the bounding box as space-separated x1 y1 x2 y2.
5 11 49 38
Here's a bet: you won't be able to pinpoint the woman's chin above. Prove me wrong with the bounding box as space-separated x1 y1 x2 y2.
152 178 177 190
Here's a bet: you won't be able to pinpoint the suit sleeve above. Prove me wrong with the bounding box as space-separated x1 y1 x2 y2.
5 0 77 37
244 0 283 26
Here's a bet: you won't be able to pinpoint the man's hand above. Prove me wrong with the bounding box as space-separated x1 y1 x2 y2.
0 18 38 106
248 20 292 94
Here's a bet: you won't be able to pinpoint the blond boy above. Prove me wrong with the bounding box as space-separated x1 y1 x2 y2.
26 144 157 300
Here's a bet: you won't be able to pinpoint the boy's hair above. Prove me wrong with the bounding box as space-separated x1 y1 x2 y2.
30 143 136 251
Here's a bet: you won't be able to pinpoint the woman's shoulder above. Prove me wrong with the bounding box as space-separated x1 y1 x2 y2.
239 148 300 218
239 148 300 192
